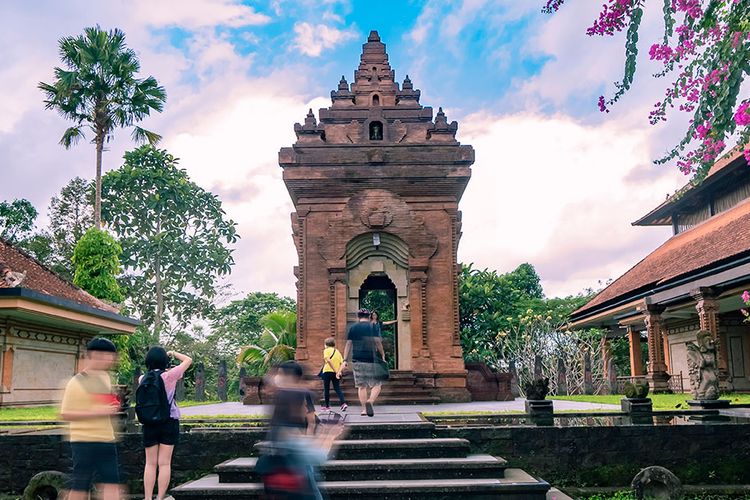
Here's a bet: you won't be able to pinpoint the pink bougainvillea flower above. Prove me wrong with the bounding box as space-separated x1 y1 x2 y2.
735 102 750 127
742 290 750 304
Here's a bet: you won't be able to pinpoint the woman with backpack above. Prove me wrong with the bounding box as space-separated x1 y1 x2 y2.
138 347 192 500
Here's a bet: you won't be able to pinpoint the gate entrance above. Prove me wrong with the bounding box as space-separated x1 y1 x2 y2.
359 274 397 369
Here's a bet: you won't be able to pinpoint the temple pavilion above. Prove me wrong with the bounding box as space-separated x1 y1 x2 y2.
0 238 137 406
571 148 750 392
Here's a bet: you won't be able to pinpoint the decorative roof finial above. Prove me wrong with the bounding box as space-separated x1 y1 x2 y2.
304 109 317 127
368 30 380 42
403 75 413 90
338 75 349 91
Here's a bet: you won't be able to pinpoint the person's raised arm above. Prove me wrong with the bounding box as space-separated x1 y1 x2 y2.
167 350 193 376
382 319 397 326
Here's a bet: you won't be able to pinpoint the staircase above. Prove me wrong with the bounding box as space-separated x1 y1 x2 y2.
319 370 440 405
170 422 568 499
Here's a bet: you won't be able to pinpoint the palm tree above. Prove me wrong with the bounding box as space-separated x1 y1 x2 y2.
38 26 167 229
237 311 297 374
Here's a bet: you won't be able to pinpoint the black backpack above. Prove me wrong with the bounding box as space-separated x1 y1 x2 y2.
135 370 171 425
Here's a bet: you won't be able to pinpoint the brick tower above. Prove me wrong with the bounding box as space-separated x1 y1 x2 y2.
279 31 474 402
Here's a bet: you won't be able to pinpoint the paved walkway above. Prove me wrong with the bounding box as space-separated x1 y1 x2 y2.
180 399 620 423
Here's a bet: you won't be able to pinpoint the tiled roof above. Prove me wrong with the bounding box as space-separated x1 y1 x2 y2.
0 238 119 314
573 197 750 318
632 146 747 226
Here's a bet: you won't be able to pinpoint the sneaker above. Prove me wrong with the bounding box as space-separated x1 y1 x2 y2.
321 406 330 411
340 403 348 412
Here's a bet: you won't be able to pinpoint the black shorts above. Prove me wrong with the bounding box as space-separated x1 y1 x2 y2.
69 442 121 490
143 418 180 447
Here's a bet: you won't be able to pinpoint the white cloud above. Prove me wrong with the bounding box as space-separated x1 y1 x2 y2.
130 0 271 29
456 111 686 297
292 22 357 57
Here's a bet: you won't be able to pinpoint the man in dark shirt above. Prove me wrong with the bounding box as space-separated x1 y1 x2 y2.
342 309 385 417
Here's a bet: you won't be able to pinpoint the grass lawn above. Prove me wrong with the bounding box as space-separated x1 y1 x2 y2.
551 393 750 410
0 406 58 421
0 400 233 422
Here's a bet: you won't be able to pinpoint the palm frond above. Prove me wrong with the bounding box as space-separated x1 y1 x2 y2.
131 126 162 145
60 126 85 148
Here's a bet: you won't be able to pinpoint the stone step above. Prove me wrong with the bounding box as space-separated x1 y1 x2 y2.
171 471 551 500
216 454 508 482
344 421 435 439
320 395 440 405
254 437 471 460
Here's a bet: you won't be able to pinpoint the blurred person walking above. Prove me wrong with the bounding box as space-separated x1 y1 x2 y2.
136 347 192 500
257 360 346 499
59 337 123 500
342 309 387 417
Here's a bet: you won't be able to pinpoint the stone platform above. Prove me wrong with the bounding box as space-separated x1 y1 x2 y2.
170 421 571 499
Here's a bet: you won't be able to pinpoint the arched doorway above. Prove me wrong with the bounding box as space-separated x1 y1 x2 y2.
359 274 398 368
346 232 411 370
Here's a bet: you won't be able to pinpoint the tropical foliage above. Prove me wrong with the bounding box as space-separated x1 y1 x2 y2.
544 0 750 179
210 292 296 357
72 228 123 303
237 311 297 376
102 145 238 335
38 26 166 228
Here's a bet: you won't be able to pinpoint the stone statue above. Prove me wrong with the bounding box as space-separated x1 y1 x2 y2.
523 378 549 401
686 330 719 400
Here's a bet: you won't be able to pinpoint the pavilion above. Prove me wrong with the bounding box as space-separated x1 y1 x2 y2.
0 238 138 406
571 148 750 393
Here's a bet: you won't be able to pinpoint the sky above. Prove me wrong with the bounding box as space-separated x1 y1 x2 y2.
0 0 691 301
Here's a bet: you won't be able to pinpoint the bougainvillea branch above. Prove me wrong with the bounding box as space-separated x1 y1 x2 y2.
544 0 750 180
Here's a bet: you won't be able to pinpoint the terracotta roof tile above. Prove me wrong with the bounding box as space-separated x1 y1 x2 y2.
574 197 750 317
0 238 119 314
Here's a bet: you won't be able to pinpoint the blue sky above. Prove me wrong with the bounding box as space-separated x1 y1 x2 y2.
0 0 689 299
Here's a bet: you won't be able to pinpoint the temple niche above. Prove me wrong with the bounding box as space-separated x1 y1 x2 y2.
279 31 474 402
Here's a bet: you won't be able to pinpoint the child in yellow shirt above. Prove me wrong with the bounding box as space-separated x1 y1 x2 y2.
321 337 347 411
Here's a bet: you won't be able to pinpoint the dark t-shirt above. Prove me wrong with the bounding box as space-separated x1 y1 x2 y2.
347 321 380 362
270 388 315 430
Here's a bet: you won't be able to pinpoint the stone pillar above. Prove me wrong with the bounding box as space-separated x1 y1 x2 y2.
607 358 618 395
509 360 520 398
533 355 543 381
626 325 644 377
643 305 670 393
583 352 594 395
408 267 431 369
238 367 247 398
691 287 731 390
217 360 228 402
194 362 205 401
556 358 568 396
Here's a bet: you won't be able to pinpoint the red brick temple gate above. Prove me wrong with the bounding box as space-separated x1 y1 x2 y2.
279 31 474 402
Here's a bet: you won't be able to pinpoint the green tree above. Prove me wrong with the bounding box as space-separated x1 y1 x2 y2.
459 262 544 361
38 26 166 229
47 177 95 279
209 292 296 357
237 311 297 376
0 199 38 244
102 145 238 335
72 228 123 303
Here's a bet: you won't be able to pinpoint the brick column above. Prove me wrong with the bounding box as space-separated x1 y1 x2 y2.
691 287 732 390
626 325 644 377
643 305 670 392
